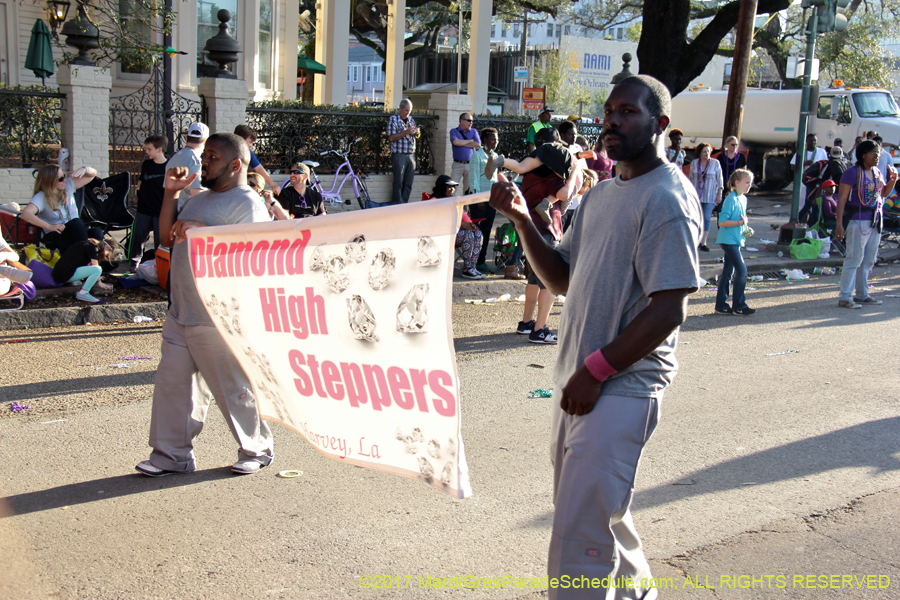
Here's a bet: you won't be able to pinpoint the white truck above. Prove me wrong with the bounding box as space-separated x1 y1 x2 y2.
670 87 900 187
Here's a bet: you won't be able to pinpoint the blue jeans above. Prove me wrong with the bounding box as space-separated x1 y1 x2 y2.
364 199 400 209
716 244 748 311
701 201 716 232
839 219 880 301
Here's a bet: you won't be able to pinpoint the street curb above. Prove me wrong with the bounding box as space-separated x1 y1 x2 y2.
0 256 850 331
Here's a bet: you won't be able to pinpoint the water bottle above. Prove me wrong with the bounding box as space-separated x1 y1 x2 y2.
133 316 153 323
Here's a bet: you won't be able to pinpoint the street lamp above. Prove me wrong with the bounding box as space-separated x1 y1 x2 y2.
47 0 71 39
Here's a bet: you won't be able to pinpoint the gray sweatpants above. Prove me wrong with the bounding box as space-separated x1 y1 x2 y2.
148 317 274 472
549 392 660 600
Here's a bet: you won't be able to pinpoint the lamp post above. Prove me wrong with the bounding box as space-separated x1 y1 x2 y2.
47 0 71 39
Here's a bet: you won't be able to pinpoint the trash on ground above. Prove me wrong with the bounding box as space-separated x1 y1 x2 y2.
766 350 799 356
133 316 153 323
777 251 784 257
109 363 132 368
528 388 554 398
745 247 760 252
750 275 764 282
9 401 31 412
485 297 500 303
0 339 32 345
555 295 566 303
516 294 526 302
652 516 667 523
119 356 154 360
499 293 511 301
886 294 900 298
276 470 304 478
527 363 545 369
773 204 782 208
41 419 67 424
782 269 809 281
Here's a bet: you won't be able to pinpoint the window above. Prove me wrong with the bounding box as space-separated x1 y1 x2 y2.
513 24 520 37
491 23 496 37
564 25 570 35
617 28 624 39
556 24 562 37
839 96 852 123
547 22 554 36
818 96 834 120
197 0 238 78
501 23 507 37
852 91 900 118
351 65 360 83
119 0 152 74
348 66 352 82
258 0 274 88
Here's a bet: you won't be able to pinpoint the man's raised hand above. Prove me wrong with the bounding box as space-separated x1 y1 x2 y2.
489 172 529 226
165 167 199 191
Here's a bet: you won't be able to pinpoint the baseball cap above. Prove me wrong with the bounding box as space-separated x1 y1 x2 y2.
539 106 552 115
187 122 209 139
822 179 837 188
567 114 580 122
830 146 843 157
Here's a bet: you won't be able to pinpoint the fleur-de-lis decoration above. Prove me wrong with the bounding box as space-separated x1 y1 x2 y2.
94 183 113 202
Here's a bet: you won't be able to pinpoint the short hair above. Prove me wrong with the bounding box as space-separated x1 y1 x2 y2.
616 75 672 118
834 138 843 145
144 134 168 150
557 120 577 137
534 127 560 147
696 142 711 156
874 135 884 144
481 127 498 140
207 133 250 168
669 128 683 138
399 98 412 109
459 113 472 122
186 136 205 144
724 135 739 146
233 125 257 142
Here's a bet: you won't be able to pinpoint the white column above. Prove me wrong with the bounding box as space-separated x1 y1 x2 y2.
467 0 492 114
198 77 249 136
57 66 112 177
384 0 406 109
281 0 300 100
314 0 350 105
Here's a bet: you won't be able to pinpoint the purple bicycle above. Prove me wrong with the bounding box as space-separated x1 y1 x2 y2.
302 137 372 209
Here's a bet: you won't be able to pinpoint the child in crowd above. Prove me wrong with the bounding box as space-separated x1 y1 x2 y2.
131 134 168 269
51 238 113 303
819 179 838 224
715 168 756 316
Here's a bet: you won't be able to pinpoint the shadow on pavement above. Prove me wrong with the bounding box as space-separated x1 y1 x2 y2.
2 371 155 401
0 468 235 517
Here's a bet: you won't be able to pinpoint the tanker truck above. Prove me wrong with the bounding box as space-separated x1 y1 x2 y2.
670 87 900 187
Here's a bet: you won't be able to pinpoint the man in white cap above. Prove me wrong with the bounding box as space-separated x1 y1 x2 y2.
164 122 209 221
526 106 553 154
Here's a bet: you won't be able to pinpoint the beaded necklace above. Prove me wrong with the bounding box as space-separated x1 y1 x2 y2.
696 159 710 194
723 151 740 180
855 166 882 208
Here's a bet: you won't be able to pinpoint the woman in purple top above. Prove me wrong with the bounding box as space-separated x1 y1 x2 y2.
835 140 897 308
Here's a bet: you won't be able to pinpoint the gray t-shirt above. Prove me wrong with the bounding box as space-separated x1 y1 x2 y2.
554 163 702 398
29 178 78 231
169 185 269 326
166 147 204 209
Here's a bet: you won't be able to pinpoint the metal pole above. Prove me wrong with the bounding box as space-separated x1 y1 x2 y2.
790 11 818 224
456 2 462 95
163 0 175 155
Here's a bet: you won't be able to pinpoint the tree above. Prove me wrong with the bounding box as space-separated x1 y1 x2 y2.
817 11 898 88
534 50 592 114
562 0 644 40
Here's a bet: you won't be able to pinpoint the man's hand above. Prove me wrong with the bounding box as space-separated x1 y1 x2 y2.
559 365 604 416
170 219 206 243
165 167 199 191
489 172 529 227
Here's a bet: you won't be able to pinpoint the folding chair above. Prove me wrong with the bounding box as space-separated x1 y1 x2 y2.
0 286 25 311
0 207 40 249
808 196 845 257
80 172 134 257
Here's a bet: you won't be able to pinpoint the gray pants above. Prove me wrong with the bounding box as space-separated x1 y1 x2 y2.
391 152 416 203
148 317 274 472
549 392 660 600
450 161 470 195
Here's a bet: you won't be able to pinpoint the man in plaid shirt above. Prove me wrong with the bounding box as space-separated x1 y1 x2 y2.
386 98 419 204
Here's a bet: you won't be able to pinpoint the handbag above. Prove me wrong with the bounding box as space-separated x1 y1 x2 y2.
23 244 61 268
789 237 823 260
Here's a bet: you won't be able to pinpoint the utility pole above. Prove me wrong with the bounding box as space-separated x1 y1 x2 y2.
722 0 758 149
520 13 529 115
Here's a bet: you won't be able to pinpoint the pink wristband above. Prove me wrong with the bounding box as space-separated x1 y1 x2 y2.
584 349 618 383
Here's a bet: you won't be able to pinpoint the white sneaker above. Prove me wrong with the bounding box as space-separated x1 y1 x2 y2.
135 460 176 477
76 290 100 303
232 458 268 475
461 268 485 280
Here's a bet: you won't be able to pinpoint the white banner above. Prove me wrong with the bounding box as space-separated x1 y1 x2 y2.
187 195 481 498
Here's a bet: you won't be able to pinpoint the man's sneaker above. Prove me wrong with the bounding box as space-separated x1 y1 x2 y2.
485 153 505 180
733 307 756 315
516 320 535 335
75 289 100 303
535 198 553 223
838 300 862 309
714 306 733 315
461 268 486 280
854 296 883 305
135 460 177 477
528 326 558 344
232 458 268 475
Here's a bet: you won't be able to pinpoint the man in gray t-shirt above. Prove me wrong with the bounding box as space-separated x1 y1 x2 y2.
490 76 701 599
136 133 274 478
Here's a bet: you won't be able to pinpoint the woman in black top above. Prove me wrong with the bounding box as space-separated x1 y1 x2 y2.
51 238 112 303
717 136 748 184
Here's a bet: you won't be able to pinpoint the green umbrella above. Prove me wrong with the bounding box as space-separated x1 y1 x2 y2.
24 19 54 85
297 54 326 75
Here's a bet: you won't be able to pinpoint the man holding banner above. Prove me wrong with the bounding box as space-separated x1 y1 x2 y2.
490 75 701 599
136 133 275 477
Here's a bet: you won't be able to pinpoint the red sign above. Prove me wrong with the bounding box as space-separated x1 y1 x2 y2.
523 87 545 111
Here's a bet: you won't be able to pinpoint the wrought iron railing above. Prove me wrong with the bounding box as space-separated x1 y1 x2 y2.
473 115 603 159
0 87 66 169
246 104 439 176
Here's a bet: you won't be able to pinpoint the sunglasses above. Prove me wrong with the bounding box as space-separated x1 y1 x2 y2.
461 119 473 122
290 170 305 175
57 175 66 182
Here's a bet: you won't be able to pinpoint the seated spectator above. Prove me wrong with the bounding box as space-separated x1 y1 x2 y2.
423 175 485 280
51 238 113 303
276 162 326 219
248 173 287 220
0 234 33 298
20 164 98 253
820 179 838 224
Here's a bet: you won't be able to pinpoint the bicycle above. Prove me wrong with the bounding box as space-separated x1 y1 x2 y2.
301 137 372 209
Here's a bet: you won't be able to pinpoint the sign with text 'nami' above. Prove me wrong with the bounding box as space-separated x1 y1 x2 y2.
187 197 475 498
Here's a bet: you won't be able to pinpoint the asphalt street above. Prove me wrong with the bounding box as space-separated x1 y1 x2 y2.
1 260 899 599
